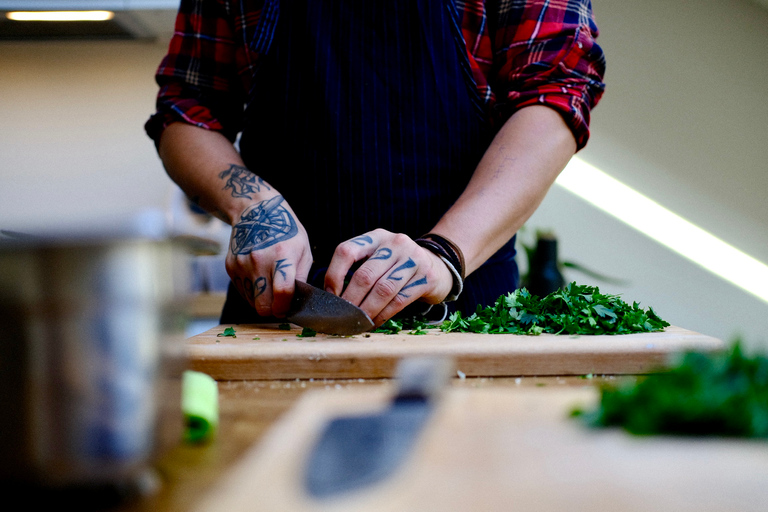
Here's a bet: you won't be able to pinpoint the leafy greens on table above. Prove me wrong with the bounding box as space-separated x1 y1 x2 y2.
441 283 669 335
572 342 768 438
374 282 669 336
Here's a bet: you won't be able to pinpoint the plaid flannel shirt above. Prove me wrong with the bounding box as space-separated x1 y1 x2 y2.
146 0 606 150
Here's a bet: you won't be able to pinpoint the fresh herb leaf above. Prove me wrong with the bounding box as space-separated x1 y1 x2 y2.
373 318 404 334
373 315 438 335
297 327 317 338
216 326 237 338
574 341 768 437
440 283 669 336
278 323 291 331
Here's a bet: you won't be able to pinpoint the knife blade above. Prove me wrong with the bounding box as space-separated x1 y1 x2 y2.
304 357 453 498
286 281 374 335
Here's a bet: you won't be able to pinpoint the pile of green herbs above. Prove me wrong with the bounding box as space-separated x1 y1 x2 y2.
373 316 432 335
374 283 669 336
572 342 768 437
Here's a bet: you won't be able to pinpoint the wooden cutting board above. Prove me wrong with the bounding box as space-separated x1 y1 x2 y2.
187 324 724 380
193 385 768 512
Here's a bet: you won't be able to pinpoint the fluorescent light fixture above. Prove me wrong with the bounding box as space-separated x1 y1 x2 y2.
556 157 768 304
6 10 115 21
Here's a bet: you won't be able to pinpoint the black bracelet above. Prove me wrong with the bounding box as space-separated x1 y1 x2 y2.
415 233 465 302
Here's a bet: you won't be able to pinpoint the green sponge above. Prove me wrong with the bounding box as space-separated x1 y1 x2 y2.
182 370 219 443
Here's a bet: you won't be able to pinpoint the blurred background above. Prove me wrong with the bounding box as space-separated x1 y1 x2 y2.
1 0 766 348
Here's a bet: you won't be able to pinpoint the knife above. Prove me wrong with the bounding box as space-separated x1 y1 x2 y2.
287 281 374 335
304 357 453 498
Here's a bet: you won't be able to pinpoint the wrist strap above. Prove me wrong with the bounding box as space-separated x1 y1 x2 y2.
414 233 465 302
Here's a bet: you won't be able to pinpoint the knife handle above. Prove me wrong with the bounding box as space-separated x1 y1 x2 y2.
393 357 454 403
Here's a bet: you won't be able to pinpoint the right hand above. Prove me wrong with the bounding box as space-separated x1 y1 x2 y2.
225 195 313 318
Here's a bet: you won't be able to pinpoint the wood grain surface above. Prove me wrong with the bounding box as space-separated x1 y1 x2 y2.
193 385 768 512
115 377 604 512
187 324 725 380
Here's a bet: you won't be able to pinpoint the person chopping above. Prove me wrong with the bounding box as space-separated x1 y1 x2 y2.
145 0 606 327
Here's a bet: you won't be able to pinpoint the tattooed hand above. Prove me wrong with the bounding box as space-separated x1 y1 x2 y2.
226 195 312 318
324 229 453 326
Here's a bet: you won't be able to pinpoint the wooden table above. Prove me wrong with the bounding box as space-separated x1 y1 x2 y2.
112 324 766 512
116 375 601 512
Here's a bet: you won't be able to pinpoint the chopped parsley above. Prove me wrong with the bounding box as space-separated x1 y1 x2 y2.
373 316 437 335
572 341 768 437
440 283 669 336
369 283 668 337
297 327 317 338
373 318 404 334
216 326 237 338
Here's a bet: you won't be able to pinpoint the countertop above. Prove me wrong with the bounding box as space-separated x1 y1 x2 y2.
116 375 604 512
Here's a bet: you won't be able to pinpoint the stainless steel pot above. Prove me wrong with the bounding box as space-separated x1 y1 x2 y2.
0 230 212 503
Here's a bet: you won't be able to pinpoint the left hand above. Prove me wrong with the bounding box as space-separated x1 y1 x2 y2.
324 229 454 326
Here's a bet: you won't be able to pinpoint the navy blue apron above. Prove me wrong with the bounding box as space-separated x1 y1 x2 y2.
221 0 518 323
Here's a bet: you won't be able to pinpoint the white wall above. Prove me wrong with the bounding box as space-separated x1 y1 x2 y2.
1 0 766 349
0 39 174 229
525 0 768 350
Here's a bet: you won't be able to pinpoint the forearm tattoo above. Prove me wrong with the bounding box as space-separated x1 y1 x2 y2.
231 195 298 255
219 164 271 199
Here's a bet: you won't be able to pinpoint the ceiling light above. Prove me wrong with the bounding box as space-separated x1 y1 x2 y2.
556 157 768 304
6 11 115 22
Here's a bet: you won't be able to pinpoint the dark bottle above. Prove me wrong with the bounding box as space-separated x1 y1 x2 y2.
525 233 565 297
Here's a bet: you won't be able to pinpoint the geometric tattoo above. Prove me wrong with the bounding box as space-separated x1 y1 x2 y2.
230 195 298 255
219 164 271 199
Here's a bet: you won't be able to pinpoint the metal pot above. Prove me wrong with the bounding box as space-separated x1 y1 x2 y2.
0 229 213 504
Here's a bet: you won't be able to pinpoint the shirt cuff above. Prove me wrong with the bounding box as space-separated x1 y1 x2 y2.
494 26 606 150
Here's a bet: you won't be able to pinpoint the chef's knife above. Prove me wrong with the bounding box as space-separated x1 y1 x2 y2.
304 357 453 498
287 281 374 335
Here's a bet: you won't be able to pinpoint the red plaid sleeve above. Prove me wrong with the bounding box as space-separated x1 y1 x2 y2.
145 0 253 145
462 0 606 150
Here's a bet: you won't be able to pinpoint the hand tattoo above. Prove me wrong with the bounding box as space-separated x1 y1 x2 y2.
219 164 271 199
387 258 417 281
274 259 292 281
239 276 267 299
350 235 373 246
254 277 267 298
242 277 254 298
231 195 298 255
398 276 428 298
370 247 392 261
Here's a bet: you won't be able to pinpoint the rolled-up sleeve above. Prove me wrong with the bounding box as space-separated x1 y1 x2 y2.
491 0 606 150
145 0 246 147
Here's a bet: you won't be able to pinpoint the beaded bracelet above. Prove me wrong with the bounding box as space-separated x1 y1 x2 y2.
414 233 465 302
